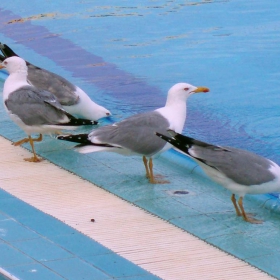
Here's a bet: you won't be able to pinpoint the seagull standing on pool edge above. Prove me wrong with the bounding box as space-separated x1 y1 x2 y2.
156 130 280 223
57 83 209 184
0 56 98 162
0 43 111 121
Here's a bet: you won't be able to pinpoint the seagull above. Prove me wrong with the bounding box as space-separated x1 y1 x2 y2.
0 43 111 121
156 130 280 223
57 83 209 184
0 56 98 163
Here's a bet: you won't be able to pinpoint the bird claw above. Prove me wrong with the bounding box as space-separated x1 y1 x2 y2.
24 156 43 163
149 178 170 184
148 173 170 184
244 216 263 224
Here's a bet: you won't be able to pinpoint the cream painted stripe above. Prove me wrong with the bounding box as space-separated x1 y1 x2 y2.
0 136 275 280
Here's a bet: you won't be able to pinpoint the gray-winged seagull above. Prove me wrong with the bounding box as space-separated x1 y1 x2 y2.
0 56 98 162
0 43 111 121
156 130 280 223
57 83 209 184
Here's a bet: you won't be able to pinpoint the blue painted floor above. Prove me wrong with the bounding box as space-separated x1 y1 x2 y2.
0 273 9 280
1 1 280 279
0 188 160 280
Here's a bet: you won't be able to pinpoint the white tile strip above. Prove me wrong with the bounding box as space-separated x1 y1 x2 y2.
0 136 275 280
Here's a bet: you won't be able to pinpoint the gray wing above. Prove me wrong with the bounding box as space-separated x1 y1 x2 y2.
190 144 276 185
27 64 79 106
89 111 170 155
5 85 69 126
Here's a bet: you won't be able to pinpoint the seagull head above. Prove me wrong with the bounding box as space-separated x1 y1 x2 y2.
166 82 209 104
0 56 28 74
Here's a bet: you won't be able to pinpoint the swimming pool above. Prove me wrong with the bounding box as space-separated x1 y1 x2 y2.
0 1 280 278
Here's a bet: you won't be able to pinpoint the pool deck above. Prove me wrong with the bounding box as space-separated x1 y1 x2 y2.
0 135 278 280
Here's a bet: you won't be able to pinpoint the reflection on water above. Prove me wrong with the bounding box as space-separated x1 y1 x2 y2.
83 0 227 18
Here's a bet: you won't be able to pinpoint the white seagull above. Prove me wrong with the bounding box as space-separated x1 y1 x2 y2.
0 56 98 163
156 130 280 223
57 83 209 184
0 43 111 121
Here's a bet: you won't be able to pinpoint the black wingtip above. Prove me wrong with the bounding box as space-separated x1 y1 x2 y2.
62 111 99 126
46 105 98 127
155 131 165 138
0 43 4 51
156 129 178 139
56 135 69 140
56 133 91 144
0 54 5 63
155 132 174 144
68 119 98 126
155 131 193 155
0 43 18 58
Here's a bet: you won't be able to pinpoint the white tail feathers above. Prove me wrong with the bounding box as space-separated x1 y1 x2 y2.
74 145 111 154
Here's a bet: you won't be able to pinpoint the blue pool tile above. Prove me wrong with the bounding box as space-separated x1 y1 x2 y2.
0 219 39 242
0 125 24 144
205 211 260 235
136 197 201 221
43 148 91 170
172 192 234 214
252 209 280 229
18 214 77 238
104 182 167 203
222 218 280 251
0 189 15 200
206 233 274 260
0 243 34 267
43 258 111 280
0 213 9 221
51 232 112 257
0 197 46 221
67 163 127 188
0 197 77 238
12 237 74 262
84 253 157 278
171 214 234 240
246 252 280 279
6 263 64 280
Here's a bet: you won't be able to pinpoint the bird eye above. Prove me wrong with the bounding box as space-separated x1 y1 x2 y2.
184 87 189 91
3 61 7 65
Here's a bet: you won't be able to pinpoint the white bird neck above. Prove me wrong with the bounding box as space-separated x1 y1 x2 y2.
3 71 29 100
165 91 189 106
156 101 187 133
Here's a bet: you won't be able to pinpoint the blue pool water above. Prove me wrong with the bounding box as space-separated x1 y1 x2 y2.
1 0 280 163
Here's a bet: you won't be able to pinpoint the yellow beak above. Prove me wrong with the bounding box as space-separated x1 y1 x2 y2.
0 64 5 69
193 87 209 93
